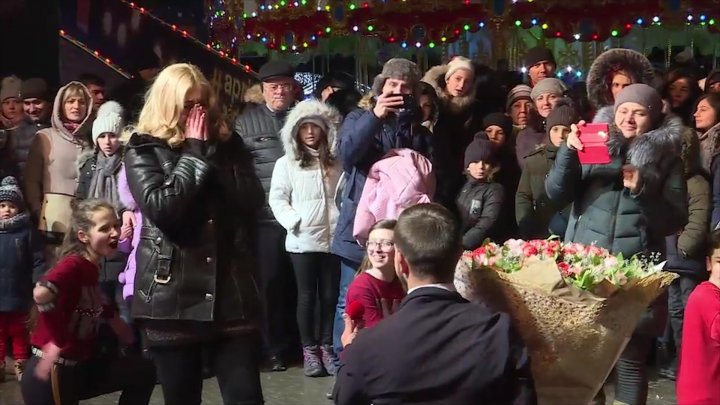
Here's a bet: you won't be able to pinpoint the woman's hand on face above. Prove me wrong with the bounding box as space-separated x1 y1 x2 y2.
185 104 207 141
566 120 586 151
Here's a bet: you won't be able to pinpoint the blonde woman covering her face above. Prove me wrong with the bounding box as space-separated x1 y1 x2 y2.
123 63 266 405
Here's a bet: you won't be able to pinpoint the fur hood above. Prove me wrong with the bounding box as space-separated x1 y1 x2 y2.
592 105 683 170
243 83 264 104
280 99 342 158
587 49 655 109
421 64 476 115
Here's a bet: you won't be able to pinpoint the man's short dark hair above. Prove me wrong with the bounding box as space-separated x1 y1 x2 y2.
77 73 106 88
394 203 461 281
709 230 720 256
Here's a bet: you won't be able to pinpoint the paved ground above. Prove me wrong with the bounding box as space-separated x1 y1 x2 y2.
0 359 677 405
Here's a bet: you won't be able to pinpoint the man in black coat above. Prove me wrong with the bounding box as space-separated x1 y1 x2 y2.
334 203 537 405
233 60 299 371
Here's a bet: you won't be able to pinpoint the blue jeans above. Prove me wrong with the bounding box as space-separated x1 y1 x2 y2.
333 258 361 355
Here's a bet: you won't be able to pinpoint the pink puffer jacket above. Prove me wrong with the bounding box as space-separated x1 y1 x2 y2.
353 148 435 245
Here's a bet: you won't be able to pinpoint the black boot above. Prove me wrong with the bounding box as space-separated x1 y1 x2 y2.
270 355 287 372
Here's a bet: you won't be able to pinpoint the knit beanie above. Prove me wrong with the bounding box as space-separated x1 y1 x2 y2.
530 78 567 100
464 137 496 167
482 112 513 138
506 84 532 111
546 98 579 133
21 78 50 101
525 47 556 68
297 116 328 134
92 101 125 144
0 176 23 207
0 76 22 102
371 58 421 95
614 83 663 126
444 56 475 81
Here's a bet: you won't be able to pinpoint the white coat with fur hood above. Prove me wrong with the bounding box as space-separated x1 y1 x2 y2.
269 99 343 253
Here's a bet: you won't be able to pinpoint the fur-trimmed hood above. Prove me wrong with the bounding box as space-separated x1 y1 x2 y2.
421 64 476 115
279 99 341 158
243 83 264 104
587 49 655 109
592 105 683 169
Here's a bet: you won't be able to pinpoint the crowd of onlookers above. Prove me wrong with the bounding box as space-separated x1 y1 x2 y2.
2 45 720 404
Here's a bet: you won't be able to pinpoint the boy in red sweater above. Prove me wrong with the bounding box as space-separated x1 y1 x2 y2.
677 230 720 404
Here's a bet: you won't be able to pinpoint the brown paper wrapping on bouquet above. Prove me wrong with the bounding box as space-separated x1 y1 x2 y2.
456 257 677 405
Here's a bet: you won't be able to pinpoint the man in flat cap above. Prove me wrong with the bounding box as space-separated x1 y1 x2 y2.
12 78 52 174
234 60 299 373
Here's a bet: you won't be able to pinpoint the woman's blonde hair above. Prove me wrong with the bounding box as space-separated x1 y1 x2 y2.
134 63 225 147
60 82 91 121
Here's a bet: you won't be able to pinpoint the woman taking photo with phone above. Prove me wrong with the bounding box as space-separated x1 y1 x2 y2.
545 83 687 405
123 63 265 405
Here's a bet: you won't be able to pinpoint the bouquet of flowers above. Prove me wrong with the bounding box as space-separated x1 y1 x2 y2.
455 239 676 405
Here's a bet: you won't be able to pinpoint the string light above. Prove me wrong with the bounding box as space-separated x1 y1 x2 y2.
59 30 132 78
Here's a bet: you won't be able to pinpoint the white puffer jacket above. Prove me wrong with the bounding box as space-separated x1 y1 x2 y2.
269 99 342 253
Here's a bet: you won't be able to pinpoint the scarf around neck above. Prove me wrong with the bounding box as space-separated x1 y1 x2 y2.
88 152 122 209
0 211 30 232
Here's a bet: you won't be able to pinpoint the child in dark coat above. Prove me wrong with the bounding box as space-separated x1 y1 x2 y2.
0 176 45 382
456 137 505 250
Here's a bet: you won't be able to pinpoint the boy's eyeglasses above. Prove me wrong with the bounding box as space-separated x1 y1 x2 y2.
366 240 395 251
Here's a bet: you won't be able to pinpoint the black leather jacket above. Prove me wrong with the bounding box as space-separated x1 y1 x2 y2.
123 132 264 323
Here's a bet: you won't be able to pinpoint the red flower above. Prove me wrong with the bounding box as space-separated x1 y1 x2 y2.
472 247 486 257
557 262 571 277
522 244 539 257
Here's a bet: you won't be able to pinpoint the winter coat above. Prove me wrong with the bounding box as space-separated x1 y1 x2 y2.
117 163 141 300
269 100 342 253
456 177 504 249
515 112 548 169
0 212 45 312
332 97 435 264
422 65 483 210
12 117 50 174
75 149 129 287
586 48 656 110
233 85 292 224
516 144 571 240
664 127 710 278
353 148 435 245
0 129 19 182
123 131 264 327
699 122 720 172
545 106 688 258
24 81 94 241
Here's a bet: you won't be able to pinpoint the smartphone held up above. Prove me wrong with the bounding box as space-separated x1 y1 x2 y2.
576 123 611 165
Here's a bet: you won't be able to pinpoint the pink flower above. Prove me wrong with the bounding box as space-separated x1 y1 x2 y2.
522 244 539 257
557 262 571 277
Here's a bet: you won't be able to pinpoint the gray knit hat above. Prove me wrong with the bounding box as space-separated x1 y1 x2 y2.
0 176 23 206
0 76 21 102
614 83 663 125
530 78 567 100
371 58 422 96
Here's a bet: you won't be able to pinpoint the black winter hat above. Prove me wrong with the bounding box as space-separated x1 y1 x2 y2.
315 72 355 98
464 137 496 168
546 98 579 133
525 47 556 68
257 60 295 82
21 78 50 101
482 112 513 138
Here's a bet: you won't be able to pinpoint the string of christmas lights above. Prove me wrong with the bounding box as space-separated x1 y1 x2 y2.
59 30 133 79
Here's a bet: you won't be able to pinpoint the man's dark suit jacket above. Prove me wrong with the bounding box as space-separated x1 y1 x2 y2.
334 286 537 405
